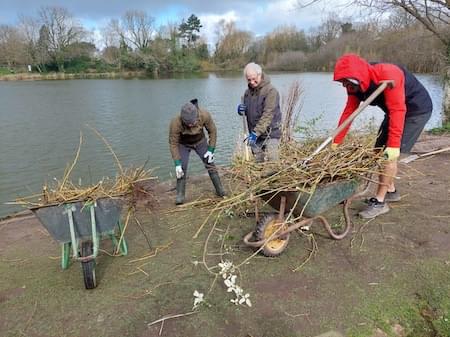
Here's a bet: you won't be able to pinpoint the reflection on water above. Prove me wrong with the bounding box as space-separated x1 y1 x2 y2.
0 73 444 217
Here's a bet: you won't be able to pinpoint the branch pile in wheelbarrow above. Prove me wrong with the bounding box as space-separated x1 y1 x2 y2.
229 136 384 196
9 130 158 289
12 131 157 208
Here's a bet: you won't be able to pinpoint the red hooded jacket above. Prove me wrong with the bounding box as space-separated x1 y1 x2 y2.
333 54 432 148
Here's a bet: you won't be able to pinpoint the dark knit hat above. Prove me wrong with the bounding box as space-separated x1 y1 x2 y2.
180 102 198 124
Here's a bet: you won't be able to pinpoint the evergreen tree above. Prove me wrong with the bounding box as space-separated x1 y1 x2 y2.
178 14 202 47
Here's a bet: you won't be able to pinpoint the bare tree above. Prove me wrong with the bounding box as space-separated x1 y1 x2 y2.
214 20 253 64
297 0 450 121
18 15 48 72
101 19 121 49
298 0 449 56
356 1 449 47
0 25 28 67
115 10 155 51
38 6 86 71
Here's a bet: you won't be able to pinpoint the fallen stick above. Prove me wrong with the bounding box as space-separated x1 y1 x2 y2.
400 146 450 164
147 311 197 327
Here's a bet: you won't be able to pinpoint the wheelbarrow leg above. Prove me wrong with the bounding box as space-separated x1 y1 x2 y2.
278 196 286 221
61 242 71 270
65 204 79 259
109 221 128 256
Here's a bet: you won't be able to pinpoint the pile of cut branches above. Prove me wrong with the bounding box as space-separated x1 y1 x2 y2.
229 136 384 195
12 130 157 208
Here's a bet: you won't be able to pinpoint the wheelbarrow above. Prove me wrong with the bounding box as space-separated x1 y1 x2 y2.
243 179 363 256
31 197 128 289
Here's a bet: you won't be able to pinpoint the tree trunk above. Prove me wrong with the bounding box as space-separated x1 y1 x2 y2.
444 69 450 124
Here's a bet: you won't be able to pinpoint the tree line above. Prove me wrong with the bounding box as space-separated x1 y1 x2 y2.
0 5 448 76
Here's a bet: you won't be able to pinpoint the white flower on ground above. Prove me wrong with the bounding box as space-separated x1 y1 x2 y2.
217 260 252 308
192 290 204 310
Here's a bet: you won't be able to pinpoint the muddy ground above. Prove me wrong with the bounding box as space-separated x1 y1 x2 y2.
1 136 449 337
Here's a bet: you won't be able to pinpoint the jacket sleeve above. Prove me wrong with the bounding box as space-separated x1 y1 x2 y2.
254 87 279 136
333 94 361 144
203 110 217 148
381 67 406 148
168 118 181 161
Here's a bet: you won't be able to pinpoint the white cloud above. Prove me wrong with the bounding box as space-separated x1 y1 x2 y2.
197 0 325 46
199 11 238 48
1 0 353 48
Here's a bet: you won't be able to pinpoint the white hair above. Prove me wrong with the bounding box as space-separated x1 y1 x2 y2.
244 62 262 77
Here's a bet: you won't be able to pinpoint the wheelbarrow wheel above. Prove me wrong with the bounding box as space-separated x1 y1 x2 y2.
254 213 290 257
61 242 71 270
81 241 97 289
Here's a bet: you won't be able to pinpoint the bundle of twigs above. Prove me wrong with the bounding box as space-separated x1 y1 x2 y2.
230 136 384 196
185 136 384 240
11 129 157 208
281 81 303 144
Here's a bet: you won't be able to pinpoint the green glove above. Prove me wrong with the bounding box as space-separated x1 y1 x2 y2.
383 147 400 161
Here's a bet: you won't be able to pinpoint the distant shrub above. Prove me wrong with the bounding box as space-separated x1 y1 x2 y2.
266 51 308 71
0 67 13 75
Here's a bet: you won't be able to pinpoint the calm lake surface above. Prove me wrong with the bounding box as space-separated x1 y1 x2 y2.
0 72 444 217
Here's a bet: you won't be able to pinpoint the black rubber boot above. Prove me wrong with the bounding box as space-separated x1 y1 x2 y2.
208 171 225 197
175 178 186 205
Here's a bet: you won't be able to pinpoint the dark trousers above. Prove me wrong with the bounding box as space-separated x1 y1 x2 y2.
375 112 432 153
179 139 216 174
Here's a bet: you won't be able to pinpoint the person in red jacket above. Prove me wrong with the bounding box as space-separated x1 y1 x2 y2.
332 54 433 219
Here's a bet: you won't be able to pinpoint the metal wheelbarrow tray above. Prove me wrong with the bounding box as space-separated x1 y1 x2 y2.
243 179 363 257
31 197 128 289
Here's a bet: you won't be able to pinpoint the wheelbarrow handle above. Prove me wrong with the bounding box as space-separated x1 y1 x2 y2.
302 80 394 165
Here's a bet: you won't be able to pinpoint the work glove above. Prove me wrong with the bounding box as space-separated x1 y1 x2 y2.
330 143 339 151
246 131 258 146
237 103 247 116
174 160 184 179
175 165 184 179
203 146 215 164
383 147 400 161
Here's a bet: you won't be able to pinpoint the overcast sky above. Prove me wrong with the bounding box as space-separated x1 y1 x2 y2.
0 0 353 46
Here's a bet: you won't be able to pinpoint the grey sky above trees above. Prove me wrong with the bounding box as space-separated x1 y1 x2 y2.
0 0 341 44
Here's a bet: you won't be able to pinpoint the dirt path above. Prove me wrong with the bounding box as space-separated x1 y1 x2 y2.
1 146 449 337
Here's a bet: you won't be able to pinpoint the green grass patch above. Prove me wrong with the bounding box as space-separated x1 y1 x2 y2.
348 260 450 337
428 122 450 135
0 67 13 75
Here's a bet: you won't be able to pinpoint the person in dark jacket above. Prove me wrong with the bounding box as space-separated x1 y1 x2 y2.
332 53 432 218
237 62 282 162
169 99 225 205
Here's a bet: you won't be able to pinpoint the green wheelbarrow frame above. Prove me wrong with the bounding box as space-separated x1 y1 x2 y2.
31 197 128 289
244 179 366 256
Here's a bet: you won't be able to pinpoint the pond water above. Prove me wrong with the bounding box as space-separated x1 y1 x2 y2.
0 72 444 217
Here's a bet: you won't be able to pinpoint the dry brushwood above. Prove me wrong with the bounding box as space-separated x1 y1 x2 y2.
230 137 384 194
12 130 157 208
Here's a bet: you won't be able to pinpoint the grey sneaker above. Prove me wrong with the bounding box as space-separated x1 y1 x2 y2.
385 190 401 202
359 197 390 219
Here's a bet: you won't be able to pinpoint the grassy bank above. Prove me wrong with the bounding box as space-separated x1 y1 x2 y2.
429 122 450 135
0 71 150 81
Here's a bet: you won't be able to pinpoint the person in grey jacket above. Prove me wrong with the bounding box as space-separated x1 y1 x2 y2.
237 62 282 162
169 99 225 205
